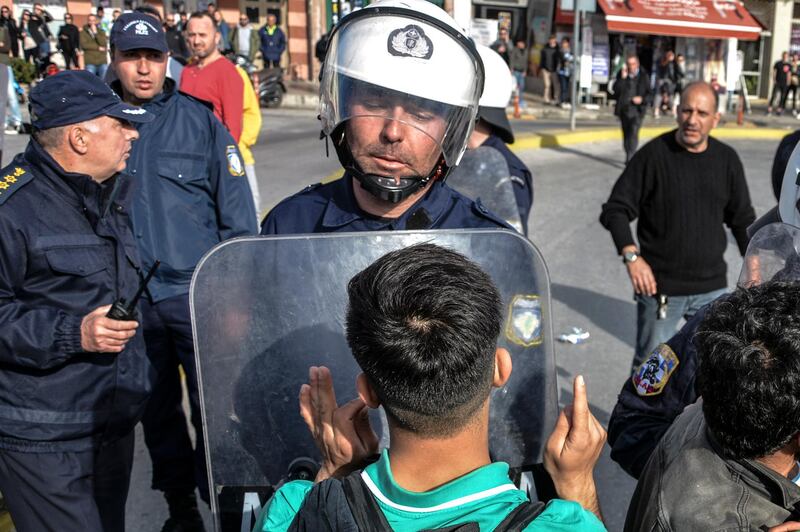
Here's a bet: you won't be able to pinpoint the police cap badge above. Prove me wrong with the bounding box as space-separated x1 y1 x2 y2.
388 24 434 60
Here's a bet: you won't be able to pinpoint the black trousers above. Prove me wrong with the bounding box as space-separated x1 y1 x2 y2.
0 432 135 532
62 49 79 69
140 293 209 502
620 113 643 163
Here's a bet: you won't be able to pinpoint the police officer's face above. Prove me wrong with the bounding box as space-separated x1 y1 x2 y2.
113 48 167 104
81 116 140 182
346 97 447 181
186 16 219 59
676 85 720 150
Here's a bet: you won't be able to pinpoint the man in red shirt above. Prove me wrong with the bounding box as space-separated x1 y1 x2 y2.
180 11 243 141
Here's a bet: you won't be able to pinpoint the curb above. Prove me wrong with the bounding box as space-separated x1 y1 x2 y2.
512 126 790 152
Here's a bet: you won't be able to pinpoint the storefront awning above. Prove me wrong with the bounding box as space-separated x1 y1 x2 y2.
597 0 762 41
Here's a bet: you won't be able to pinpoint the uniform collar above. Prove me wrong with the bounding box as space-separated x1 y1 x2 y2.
363 449 519 511
321 175 453 230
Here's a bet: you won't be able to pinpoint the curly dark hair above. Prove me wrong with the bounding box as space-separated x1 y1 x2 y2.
346 243 502 437
695 281 800 459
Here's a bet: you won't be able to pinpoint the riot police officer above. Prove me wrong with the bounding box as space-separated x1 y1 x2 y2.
260 0 510 234
0 71 154 531
108 12 257 531
467 44 534 233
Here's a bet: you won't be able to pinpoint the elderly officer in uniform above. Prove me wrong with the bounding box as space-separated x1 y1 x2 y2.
108 13 257 531
260 0 510 235
0 71 153 532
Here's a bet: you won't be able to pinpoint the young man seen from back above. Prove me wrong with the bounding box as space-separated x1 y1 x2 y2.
256 243 607 531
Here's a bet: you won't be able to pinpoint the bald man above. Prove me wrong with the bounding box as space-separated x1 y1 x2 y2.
600 81 755 373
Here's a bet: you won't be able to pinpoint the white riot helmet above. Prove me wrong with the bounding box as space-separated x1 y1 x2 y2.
747 137 800 238
319 0 485 203
476 43 515 144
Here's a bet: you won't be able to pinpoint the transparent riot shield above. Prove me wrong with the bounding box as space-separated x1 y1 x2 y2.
738 222 800 287
190 230 557 531
447 146 524 233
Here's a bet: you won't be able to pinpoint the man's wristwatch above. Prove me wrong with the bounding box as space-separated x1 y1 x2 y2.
623 249 640 264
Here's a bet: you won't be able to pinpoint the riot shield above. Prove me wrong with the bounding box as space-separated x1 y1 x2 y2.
191 230 556 531
737 222 800 287
447 146 524 233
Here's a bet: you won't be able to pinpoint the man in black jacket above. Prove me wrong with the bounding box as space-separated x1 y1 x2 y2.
540 34 560 104
600 81 755 372
625 282 800 531
0 5 18 58
610 55 650 163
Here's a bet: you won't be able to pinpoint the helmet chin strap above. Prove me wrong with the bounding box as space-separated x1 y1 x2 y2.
329 127 447 204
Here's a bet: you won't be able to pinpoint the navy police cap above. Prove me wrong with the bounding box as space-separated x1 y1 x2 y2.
29 70 154 129
110 12 168 53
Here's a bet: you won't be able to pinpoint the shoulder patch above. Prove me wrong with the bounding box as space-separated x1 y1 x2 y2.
0 166 33 205
226 145 245 176
632 343 680 397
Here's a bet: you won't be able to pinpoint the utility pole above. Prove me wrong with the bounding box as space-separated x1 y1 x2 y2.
570 8 580 131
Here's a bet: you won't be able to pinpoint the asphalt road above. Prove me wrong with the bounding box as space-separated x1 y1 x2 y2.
0 111 783 532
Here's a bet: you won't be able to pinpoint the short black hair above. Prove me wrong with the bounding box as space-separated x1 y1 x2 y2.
696 282 800 460
346 243 502 437
189 10 216 28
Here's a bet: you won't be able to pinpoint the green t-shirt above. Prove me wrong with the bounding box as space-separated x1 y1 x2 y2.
254 450 606 531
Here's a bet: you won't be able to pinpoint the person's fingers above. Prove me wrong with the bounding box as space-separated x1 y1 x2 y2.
96 326 136 341
299 383 314 433
545 408 570 456
570 375 589 434
767 522 800 532
103 318 139 331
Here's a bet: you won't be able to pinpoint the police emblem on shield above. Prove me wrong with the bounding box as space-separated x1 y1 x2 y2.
226 145 245 177
388 24 433 60
505 295 543 347
632 343 680 396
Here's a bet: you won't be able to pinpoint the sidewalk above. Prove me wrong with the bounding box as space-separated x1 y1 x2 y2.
282 80 800 137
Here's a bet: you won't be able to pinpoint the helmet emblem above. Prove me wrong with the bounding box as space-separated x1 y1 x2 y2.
388 24 433 59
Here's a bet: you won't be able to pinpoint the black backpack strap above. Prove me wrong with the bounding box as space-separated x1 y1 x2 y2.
341 470 394 532
286 477 359 532
493 501 547 532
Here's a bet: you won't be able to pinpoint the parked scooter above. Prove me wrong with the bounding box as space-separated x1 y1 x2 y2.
228 53 286 108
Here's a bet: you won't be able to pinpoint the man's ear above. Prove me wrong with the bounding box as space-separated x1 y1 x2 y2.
67 125 89 155
493 347 512 388
356 373 380 409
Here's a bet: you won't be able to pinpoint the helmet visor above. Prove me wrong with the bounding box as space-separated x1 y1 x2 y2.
326 75 476 169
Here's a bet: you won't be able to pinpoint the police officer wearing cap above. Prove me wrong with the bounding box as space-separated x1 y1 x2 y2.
0 70 154 531
467 44 533 234
260 0 510 235
107 13 256 531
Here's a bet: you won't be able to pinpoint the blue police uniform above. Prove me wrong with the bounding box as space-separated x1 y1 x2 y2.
0 140 153 531
260 175 511 234
608 305 708 479
481 133 533 234
119 77 257 503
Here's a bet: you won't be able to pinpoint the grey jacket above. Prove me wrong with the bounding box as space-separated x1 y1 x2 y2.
625 401 800 531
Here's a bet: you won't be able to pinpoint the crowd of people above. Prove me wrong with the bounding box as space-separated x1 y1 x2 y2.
1 0 800 532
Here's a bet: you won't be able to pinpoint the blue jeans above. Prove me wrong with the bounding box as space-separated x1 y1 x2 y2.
85 62 108 79
633 287 727 371
513 70 525 95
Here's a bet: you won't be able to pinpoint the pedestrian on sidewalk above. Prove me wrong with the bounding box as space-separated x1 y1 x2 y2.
490 26 510 65
558 37 573 107
229 13 259 63
768 51 791 116
540 34 560 104
80 14 108 79
58 13 81 70
610 55 650 163
258 13 285 68
508 40 527 99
